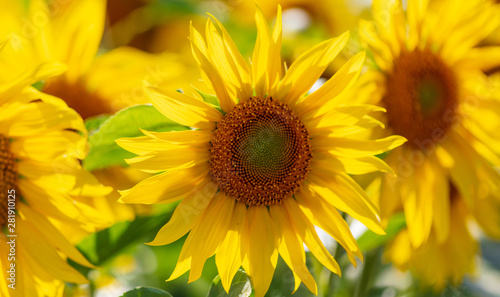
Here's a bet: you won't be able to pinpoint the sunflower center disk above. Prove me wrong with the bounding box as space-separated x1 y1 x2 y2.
43 80 113 119
383 50 458 150
0 134 17 227
209 96 312 206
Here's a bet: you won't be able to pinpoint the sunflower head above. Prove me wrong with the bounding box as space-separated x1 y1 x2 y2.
0 134 17 226
209 95 312 206
383 49 458 149
119 5 405 297
0 39 114 295
356 0 500 288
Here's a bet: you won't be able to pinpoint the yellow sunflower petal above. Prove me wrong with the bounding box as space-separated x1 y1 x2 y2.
456 47 500 73
438 1 499 64
124 147 209 173
296 51 365 118
19 179 86 223
140 129 213 144
17 219 88 284
385 229 412 269
399 159 434 248
274 240 302 293
246 207 278 297
312 135 406 158
252 4 273 96
187 193 234 283
358 20 393 71
284 199 341 275
0 101 85 138
372 0 406 58
407 0 429 49
305 104 386 131
472 192 500 239
296 188 363 265
268 5 282 95
190 25 235 112
277 32 349 105
205 19 252 103
51 0 106 82
216 202 246 293
0 62 67 105
314 152 394 175
208 15 252 98
148 177 218 247
429 155 450 244
116 136 177 155
442 132 492 203
306 171 384 235
119 165 209 204
270 205 318 294
144 83 222 130
18 204 95 268
11 130 86 160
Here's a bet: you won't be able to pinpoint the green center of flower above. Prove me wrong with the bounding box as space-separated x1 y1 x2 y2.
238 119 292 177
383 49 458 151
209 96 312 206
0 134 17 227
417 77 444 116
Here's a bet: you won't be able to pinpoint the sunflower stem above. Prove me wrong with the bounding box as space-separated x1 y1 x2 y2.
354 247 382 297
325 212 348 297
325 242 345 297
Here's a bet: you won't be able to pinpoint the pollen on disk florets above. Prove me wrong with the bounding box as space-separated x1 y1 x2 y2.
383 49 458 150
0 134 17 226
209 96 312 206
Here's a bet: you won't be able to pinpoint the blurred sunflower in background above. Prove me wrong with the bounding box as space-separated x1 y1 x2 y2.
0 0 206 225
354 0 500 288
107 0 372 79
118 5 406 297
0 40 111 296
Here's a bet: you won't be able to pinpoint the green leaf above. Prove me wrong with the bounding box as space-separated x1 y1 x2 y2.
84 114 111 134
357 212 406 251
121 287 173 297
82 105 188 171
74 213 171 267
31 80 45 90
207 270 252 297
195 88 220 108
194 88 225 115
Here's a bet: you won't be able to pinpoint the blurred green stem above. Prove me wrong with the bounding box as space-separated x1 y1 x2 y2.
354 247 382 297
325 212 348 297
325 242 345 297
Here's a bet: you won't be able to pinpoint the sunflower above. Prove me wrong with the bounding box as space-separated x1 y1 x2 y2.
117 6 405 296
0 0 203 119
0 0 206 225
385 182 500 288
226 0 367 77
354 0 500 287
227 0 362 35
0 41 111 296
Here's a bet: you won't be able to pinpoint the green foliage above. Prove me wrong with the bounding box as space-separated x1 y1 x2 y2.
31 80 45 90
76 214 171 267
195 88 220 109
357 212 406 252
147 0 198 21
121 287 173 297
85 114 111 134
83 105 188 171
207 270 252 297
